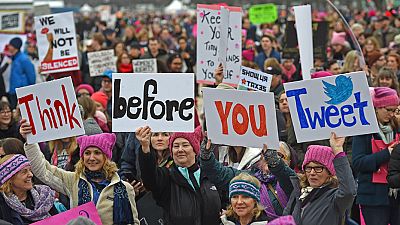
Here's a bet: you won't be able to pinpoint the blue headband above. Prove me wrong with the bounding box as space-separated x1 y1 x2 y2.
229 180 260 202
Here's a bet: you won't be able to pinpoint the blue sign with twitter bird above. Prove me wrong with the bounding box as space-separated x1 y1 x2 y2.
284 71 379 143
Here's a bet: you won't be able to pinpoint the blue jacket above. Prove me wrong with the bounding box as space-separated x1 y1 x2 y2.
119 132 142 180
9 51 35 94
352 133 392 206
254 49 281 71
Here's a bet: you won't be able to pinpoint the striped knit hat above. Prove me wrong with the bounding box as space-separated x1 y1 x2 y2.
0 154 31 186
229 179 261 202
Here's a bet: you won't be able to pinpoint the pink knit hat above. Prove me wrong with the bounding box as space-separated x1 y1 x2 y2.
77 133 116 159
75 84 94 95
331 32 346 46
371 87 399 108
0 154 31 186
169 126 203 156
267 215 296 225
311 71 333 79
242 49 255 61
302 145 336 175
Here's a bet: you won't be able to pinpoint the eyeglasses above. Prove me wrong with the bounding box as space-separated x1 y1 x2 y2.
383 107 397 113
0 110 11 115
304 166 325 173
77 93 91 98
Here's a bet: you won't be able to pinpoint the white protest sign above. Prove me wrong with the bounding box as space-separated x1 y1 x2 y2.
88 50 117 76
203 88 279 149
196 4 242 86
133 58 157 73
284 71 378 143
35 11 79 74
294 5 313 80
0 10 25 33
16 77 85 144
112 73 195 132
238 66 272 92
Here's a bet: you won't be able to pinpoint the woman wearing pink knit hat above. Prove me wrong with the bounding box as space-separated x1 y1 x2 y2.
19 119 139 225
353 86 400 225
284 132 356 225
136 126 221 225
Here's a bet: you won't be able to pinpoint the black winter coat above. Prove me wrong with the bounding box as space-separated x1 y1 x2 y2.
388 145 400 188
139 148 221 225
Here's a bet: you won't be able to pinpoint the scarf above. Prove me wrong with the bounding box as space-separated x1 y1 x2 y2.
300 185 332 207
78 171 134 225
280 64 297 83
119 63 133 73
2 185 55 221
255 171 288 220
378 123 394 144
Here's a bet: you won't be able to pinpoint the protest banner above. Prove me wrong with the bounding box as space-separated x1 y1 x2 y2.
202 88 279 149
133 58 157 73
294 5 313 80
88 49 117 76
16 77 85 144
284 71 378 143
35 11 79 74
112 73 195 132
196 4 242 86
249 4 278 24
31 202 102 225
0 10 25 33
238 66 272 92
282 21 329 61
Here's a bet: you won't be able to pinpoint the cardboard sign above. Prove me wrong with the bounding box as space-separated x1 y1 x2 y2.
88 50 117 76
16 77 85 144
133 58 157 73
0 10 25 33
294 5 313 80
282 21 329 61
31 202 102 225
202 88 279 149
196 4 242 86
238 66 272 92
35 11 79 74
284 71 378 143
112 73 195 132
249 4 278 24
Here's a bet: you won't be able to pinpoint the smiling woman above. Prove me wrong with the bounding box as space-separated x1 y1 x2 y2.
0 102 20 140
0 154 59 225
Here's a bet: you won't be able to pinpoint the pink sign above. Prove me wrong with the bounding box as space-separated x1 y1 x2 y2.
31 202 103 225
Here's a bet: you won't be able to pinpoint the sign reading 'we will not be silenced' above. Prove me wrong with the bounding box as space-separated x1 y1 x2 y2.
284 71 378 143
112 73 195 132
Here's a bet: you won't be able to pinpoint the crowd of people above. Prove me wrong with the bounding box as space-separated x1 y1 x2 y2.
0 3 400 225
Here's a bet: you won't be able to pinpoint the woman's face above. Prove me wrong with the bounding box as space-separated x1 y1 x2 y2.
172 138 195 167
376 56 386 68
279 93 289 114
11 166 33 193
115 43 125 56
332 44 343 53
77 89 91 99
151 132 170 151
304 162 330 188
169 57 183 72
121 53 131 65
0 106 12 126
364 41 375 52
376 106 397 124
231 194 256 218
387 56 399 70
83 147 106 172
378 76 393 88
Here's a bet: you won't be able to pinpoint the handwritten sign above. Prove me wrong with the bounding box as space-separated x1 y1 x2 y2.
238 66 272 92
249 4 278 24
133 58 157 73
31 202 102 225
0 10 25 33
112 73 195 132
196 4 242 86
203 88 279 149
16 77 85 144
35 11 79 74
284 71 378 143
88 49 117 76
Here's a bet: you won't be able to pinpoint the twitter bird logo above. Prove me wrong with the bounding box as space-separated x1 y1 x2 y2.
322 75 353 105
